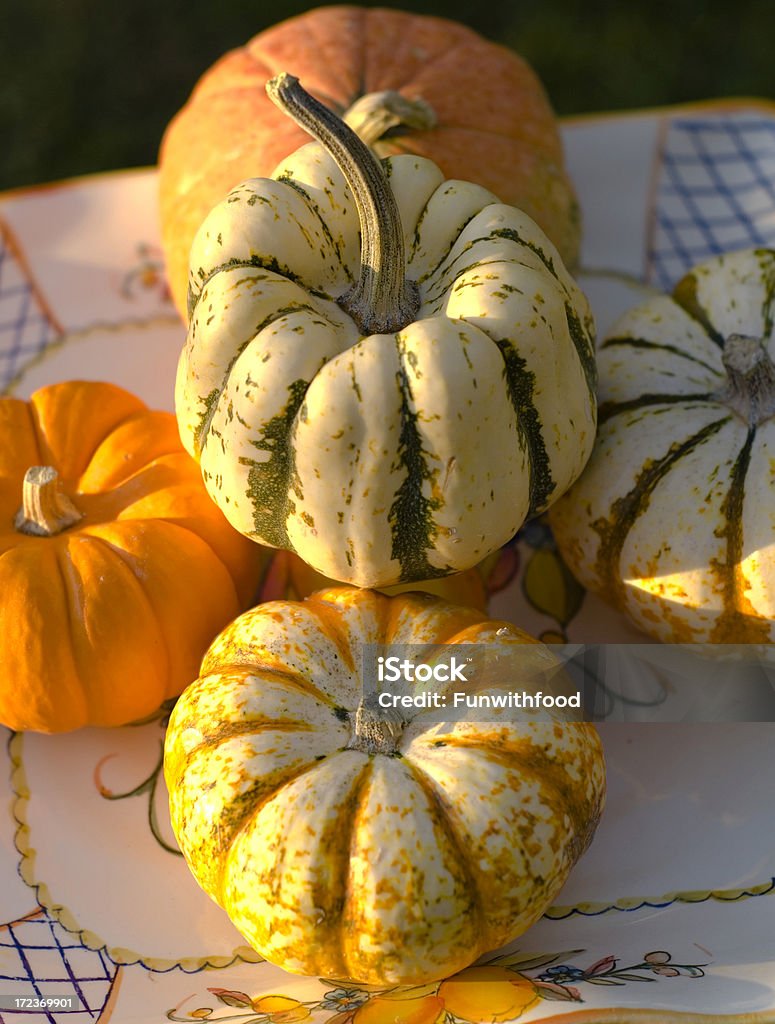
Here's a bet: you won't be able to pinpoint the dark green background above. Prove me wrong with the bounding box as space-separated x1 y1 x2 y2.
3 1 775 191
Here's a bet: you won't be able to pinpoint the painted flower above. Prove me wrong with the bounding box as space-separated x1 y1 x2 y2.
321 990 371 1013
538 964 586 984
644 951 671 964
120 242 172 302
644 951 680 977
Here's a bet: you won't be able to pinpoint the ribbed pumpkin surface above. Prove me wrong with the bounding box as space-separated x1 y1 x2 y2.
550 248 775 644
175 143 596 588
164 587 606 984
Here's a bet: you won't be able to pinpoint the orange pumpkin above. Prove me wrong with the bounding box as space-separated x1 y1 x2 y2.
158 4 580 318
0 380 266 733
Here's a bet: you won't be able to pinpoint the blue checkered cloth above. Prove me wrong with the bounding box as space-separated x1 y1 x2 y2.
0 224 61 394
649 113 775 290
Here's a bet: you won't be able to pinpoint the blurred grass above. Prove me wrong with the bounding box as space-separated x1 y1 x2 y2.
2 0 775 191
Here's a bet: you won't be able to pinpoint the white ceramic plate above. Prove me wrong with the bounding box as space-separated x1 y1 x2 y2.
2 100 775 1023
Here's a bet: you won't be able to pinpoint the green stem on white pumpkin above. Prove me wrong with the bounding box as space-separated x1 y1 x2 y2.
343 90 437 148
720 333 775 426
347 695 408 756
266 72 420 335
14 466 83 537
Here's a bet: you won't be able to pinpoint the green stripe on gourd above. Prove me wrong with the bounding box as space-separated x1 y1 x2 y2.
492 338 553 515
389 343 448 584
491 227 558 277
671 271 726 347
176 73 597 588
597 392 717 425
759 250 775 336
274 174 357 280
192 296 336 454
188 255 321 321
600 336 722 376
243 378 308 549
564 302 597 399
591 415 731 605
710 426 762 642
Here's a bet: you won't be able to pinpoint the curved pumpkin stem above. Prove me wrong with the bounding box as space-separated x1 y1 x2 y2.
720 333 775 425
15 466 83 537
266 72 420 335
343 90 437 148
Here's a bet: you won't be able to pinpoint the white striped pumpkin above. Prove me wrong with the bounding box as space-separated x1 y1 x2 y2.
175 74 596 589
163 588 606 985
549 248 775 644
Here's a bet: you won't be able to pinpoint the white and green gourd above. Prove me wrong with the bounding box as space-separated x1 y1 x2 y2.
176 73 597 589
550 247 775 644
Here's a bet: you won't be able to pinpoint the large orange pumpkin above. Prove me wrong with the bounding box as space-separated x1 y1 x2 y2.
0 380 266 733
158 4 580 318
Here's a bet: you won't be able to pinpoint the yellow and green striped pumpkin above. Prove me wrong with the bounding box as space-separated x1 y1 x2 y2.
550 247 775 644
175 74 596 589
163 587 606 985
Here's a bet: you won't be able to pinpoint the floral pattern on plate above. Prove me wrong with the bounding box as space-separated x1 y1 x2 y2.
165 948 708 1023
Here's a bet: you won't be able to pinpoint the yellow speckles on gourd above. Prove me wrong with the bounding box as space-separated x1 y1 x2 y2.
164 590 604 984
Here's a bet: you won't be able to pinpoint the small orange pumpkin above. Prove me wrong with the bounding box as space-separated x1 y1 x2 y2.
0 380 266 733
158 4 580 317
